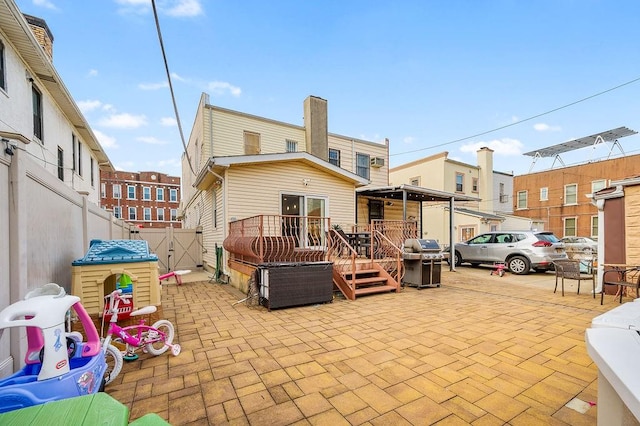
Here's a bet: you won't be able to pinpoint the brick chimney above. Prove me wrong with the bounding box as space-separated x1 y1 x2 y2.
303 96 328 161
477 147 494 213
23 14 54 61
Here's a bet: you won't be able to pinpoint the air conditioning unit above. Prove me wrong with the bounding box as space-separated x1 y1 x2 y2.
370 157 385 168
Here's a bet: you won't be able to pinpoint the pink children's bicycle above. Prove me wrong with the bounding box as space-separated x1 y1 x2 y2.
102 289 180 371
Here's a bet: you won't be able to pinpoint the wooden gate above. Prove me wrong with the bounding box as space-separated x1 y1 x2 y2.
131 227 203 274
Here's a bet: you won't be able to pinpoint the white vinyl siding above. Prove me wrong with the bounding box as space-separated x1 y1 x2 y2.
210 108 306 157
226 162 355 228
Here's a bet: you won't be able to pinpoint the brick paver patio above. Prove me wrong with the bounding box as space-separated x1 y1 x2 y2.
106 266 623 425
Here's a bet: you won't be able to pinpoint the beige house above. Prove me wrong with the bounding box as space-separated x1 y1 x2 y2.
181 95 389 279
390 148 540 246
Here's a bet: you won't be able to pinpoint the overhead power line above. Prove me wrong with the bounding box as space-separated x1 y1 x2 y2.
391 75 640 157
151 0 195 175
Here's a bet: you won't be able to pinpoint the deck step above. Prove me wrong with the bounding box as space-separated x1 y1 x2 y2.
352 276 388 286
355 285 397 296
342 268 378 278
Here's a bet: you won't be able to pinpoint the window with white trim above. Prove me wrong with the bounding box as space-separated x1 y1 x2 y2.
564 184 577 205
564 217 577 237
169 188 178 202
143 208 151 221
113 184 121 199
540 187 548 201
128 207 137 220
157 208 165 221
356 153 370 179
170 209 177 221
285 139 298 152
113 206 121 219
517 190 527 209
101 183 106 198
591 216 598 238
33 86 43 142
127 185 136 200
592 179 606 194
329 149 340 167
156 188 164 201
455 173 464 192
143 187 151 201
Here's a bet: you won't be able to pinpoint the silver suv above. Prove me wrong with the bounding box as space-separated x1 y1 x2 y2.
448 231 567 274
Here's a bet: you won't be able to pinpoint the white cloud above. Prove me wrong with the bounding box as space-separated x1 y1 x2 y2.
138 81 169 90
93 129 118 149
33 0 57 9
77 100 102 114
207 81 241 97
98 113 148 129
136 136 168 145
165 0 203 17
459 138 524 156
155 158 182 168
403 136 415 145
170 72 186 82
115 0 203 17
160 117 177 126
533 123 562 132
88 69 98 77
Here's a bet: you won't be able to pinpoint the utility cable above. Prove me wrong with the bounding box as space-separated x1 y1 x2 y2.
391 75 640 157
150 0 195 175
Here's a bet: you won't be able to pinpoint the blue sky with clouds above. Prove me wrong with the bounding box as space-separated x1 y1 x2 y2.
14 0 640 177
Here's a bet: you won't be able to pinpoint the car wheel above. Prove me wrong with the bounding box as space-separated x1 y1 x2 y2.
454 252 463 267
507 256 530 275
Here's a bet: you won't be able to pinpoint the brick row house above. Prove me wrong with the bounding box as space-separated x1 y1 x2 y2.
100 170 181 228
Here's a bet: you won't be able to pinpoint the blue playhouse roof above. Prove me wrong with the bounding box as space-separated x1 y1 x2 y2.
72 239 158 266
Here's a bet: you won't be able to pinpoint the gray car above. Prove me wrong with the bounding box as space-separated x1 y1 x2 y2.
449 231 568 275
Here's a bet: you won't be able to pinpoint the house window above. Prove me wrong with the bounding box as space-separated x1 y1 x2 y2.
157 208 165 221
169 188 178 202
143 208 151 221
592 179 606 194
455 173 464 192
76 137 82 176
410 177 420 186
90 158 94 187
156 188 164 201
128 207 137 220
285 139 298 152
472 178 479 193
564 217 577 237
591 216 598 238
356 153 370 179
244 131 260 155
113 184 121 199
57 147 64 181
113 206 121 219
143 187 151 201
32 85 43 141
0 39 6 91
517 190 527 209
127 185 136 199
329 149 340 167
101 183 106 198
170 209 177 221
460 226 475 242
499 183 508 203
564 184 577 205
540 187 548 201
368 199 384 223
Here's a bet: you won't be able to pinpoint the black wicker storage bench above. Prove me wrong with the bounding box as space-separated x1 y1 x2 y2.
257 262 333 310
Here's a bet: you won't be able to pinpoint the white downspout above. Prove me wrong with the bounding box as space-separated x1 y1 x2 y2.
595 198 605 293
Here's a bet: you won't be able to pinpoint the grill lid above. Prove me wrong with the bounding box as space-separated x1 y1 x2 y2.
404 239 441 253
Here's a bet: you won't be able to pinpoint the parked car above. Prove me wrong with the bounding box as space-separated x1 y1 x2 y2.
447 231 568 275
560 236 598 254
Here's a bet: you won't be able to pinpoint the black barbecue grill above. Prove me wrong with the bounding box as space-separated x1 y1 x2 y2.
402 239 444 288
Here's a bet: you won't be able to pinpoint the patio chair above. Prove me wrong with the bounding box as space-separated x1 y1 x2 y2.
601 266 640 305
553 259 595 298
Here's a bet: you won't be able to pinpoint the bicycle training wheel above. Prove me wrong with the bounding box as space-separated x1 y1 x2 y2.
146 320 175 355
104 344 123 385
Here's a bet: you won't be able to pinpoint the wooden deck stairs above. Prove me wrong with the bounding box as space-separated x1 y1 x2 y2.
333 262 400 301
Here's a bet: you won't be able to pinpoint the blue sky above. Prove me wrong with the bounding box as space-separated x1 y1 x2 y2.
15 0 640 178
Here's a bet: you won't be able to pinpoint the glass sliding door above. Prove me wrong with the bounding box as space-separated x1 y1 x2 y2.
281 194 328 248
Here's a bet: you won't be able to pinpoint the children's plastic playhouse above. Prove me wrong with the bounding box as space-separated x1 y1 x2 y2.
0 283 107 413
71 239 160 317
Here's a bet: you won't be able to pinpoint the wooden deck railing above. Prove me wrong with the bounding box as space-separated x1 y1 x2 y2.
223 214 330 265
